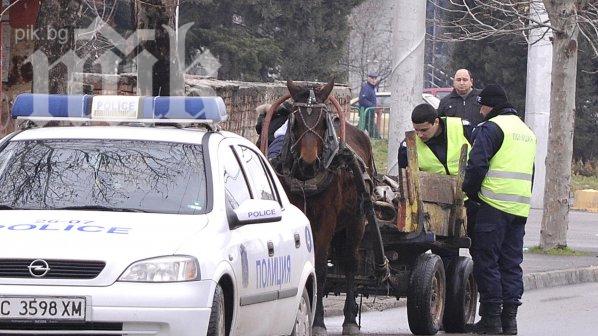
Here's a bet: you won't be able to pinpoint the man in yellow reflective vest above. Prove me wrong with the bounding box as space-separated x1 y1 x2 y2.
398 104 477 329
463 85 536 335
398 104 476 242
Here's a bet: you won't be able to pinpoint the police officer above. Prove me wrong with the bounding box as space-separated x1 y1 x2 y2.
398 103 476 265
398 103 473 175
462 84 536 335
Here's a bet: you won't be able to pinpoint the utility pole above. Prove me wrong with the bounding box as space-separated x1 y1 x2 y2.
387 0 426 174
525 1 552 209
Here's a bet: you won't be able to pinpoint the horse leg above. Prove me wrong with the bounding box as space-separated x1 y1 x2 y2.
312 213 337 336
341 271 360 335
312 254 328 336
341 214 366 335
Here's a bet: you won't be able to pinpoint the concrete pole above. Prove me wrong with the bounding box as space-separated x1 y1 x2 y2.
525 1 553 209
387 0 426 175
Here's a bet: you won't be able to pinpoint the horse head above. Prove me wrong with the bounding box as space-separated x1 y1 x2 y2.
286 79 335 179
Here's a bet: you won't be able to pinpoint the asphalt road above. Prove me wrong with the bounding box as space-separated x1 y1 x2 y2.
525 209 598 253
324 282 598 335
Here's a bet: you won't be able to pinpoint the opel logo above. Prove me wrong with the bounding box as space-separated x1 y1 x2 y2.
28 259 50 278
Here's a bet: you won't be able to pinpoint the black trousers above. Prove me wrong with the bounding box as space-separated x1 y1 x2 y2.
470 201 526 305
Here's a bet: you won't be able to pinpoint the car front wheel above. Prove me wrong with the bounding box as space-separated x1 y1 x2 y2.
291 288 313 336
207 284 226 336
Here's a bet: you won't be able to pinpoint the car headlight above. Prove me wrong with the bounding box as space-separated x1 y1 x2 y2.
119 256 200 282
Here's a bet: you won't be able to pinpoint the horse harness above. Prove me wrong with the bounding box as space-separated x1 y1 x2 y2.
272 89 372 197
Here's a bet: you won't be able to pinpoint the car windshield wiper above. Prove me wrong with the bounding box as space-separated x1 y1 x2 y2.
0 204 16 210
53 205 148 213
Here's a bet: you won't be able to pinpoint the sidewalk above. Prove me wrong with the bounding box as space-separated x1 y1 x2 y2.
323 210 598 317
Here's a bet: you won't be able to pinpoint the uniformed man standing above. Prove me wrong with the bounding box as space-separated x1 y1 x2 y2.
462 85 536 335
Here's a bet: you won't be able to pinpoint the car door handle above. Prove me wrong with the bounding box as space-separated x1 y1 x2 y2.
294 233 301 248
267 241 274 257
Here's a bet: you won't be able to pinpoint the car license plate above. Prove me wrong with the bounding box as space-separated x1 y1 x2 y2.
0 297 86 321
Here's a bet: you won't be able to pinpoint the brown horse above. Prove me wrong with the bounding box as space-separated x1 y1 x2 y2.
268 80 376 335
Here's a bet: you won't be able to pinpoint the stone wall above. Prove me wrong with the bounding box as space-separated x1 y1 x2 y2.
185 76 352 142
1 73 353 142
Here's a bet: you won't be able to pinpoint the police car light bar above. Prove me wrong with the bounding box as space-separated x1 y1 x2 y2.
12 94 229 123
12 93 93 118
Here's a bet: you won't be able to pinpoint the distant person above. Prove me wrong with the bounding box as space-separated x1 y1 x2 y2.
359 71 380 138
437 69 483 125
463 84 536 335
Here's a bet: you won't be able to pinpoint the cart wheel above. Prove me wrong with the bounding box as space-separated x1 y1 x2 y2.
443 256 477 333
407 253 446 335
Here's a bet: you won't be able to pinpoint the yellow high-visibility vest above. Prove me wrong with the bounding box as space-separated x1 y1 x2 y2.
415 117 470 176
478 114 537 217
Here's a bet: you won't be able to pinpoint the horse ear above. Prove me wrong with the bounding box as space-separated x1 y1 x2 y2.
316 78 335 102
287 80 303 100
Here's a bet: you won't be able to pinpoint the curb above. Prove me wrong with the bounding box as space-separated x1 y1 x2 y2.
523 266 598 291
324 266 598 317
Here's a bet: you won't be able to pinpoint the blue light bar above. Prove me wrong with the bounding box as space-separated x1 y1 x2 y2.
141 96 228 122
12 93 92 118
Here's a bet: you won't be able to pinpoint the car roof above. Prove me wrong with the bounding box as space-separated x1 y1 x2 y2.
10 126 218 145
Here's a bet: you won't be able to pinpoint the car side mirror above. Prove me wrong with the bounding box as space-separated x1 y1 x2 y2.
232 199 282 226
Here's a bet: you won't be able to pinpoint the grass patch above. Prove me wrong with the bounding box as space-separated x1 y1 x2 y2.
371 139 389 173
526 245 587 256
571 174 598 192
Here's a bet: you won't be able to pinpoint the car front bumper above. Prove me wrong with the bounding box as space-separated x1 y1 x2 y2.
0 280 217 336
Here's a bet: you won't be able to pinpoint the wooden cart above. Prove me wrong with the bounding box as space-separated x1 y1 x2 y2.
325 131 477 335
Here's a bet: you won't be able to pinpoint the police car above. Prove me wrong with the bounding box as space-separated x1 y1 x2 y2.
0 94 316 336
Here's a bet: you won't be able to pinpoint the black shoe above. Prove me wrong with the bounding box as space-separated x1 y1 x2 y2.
501 303 519 335
472 303 503 334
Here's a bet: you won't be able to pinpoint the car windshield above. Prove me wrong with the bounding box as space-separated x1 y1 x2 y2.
0 139 208 214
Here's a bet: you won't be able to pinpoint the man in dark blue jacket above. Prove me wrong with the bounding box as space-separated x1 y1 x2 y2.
463 84 536 335
359 71 379 137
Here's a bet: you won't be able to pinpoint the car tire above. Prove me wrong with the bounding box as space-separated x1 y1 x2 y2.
207 284 226 336
443 256 477 333
407 253 446 335
291 288 313 336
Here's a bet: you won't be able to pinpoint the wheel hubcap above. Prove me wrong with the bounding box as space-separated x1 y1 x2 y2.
431 271 445 325
295 296 310 336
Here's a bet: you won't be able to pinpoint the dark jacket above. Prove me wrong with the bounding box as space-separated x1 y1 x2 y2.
437 88 483 126
462 104 533 203
255 102 292 145
359 82 377 109
398 118 474 172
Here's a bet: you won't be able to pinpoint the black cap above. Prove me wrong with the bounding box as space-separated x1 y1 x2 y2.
477 84 509 107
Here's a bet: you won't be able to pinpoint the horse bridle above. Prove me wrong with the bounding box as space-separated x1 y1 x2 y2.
289 89 329 153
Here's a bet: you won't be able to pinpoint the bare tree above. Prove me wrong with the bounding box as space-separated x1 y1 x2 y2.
33 0 120 94
342 0 394 91
430 0 598 249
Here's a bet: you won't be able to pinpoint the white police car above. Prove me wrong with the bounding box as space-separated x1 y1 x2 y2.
0 94 315 336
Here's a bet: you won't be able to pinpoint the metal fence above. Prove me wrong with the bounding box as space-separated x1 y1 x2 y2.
349 106 392 140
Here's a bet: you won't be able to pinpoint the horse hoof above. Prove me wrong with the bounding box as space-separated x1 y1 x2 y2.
342 323 360 335
312 326 328 336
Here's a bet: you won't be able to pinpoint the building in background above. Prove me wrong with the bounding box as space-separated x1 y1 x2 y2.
1 0 40 135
